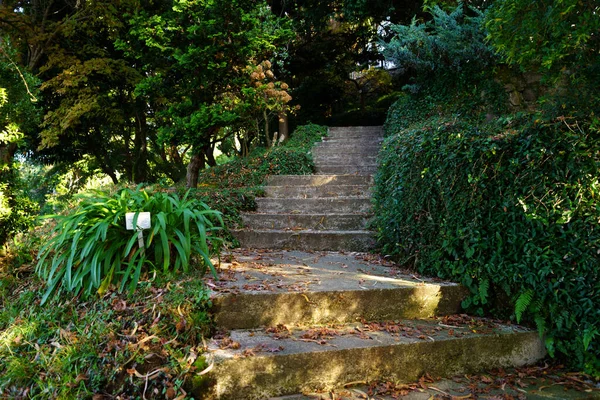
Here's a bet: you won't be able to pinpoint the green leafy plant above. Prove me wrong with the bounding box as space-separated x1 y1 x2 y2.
381 5 496 92
36 188 223 304
375 106 600 375
191 124 327 228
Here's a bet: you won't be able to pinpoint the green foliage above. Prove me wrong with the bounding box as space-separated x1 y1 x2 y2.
280 124 328 151
36 188 223 304
382 5 496 91
375 105 600 374
0 272 212 398
485 0 600 72
192 124 327 227
0 79 39 248
121 0 293 185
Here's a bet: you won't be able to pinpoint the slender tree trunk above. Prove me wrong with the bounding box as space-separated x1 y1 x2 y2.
133 110 148 183
186 151 205 188
100 164 119 185
263 110 271 147
278 112 289 144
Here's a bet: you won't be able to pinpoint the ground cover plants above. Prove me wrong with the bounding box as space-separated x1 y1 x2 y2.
0 273 213 398
0 123 325 397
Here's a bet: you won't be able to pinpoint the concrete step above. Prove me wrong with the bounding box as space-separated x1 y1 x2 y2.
199 319 545 399
313 143 382 151
266 174 373 186
326 131 383 139
312 154 378 162
210 249 467 330
255 197 372 213
241 213 371 230
264 185 372 198
313 158 379 167
321 137 383 145
328 126 383 135
312 150 381 159
316 165 378 174
232 229 376 251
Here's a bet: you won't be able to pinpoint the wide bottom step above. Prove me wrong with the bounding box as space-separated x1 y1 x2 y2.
198 318 545 399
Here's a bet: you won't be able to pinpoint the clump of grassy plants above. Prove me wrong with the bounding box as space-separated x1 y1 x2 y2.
36 187 223 304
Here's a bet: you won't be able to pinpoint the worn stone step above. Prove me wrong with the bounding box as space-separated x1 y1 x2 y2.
326 131 383 139
210 249 467 330
313 143 382 151
266 175 374 186
321 137 383 145
312 154 378 162
264 185 372 198
328 126 383 135
232 229 376 251
199 319 545 399
316 165 378 175
312 149 381 158
241 213 371 230
255 197 372 213
313 158 379 167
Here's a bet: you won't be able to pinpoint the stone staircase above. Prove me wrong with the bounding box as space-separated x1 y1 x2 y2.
202 126 546 399
233 126 382 251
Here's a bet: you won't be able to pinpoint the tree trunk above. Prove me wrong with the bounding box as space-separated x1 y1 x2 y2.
0 143 17 168
186 151 205 188
100 164 119 185
263 110 271 147
204 143 216 167
133 110 148 183
278 112 289 143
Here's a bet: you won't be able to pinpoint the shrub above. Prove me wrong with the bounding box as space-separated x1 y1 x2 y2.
36 188 223 304
374 108 600 374
192 124 327 228
381 5 496 90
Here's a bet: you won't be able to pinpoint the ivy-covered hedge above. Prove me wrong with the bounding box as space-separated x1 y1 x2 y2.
374 102 600 374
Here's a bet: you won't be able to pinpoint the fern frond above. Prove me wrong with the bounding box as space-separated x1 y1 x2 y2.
515 289 534 323
478 278 489 304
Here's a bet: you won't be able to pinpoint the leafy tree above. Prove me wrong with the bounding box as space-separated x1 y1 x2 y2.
0 40 40 247
122 0 293 187
486 0 599 72
271 0 422 125
382 5 495 92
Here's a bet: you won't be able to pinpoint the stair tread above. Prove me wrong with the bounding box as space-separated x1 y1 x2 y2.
209 249 459 297
243 212 371 215
209 250 465 330
205 318 544 398
209 317 536 359
233 228 374 233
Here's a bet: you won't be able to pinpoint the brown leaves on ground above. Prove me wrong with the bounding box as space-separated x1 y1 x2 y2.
266 324 292 339
218 336 241 350
300 327 340 345
360 319 442 341
367 373 437 398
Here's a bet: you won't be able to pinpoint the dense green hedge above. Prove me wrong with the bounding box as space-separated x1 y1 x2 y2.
374 101 600 374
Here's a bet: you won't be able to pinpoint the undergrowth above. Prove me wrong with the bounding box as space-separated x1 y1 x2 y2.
0 270 212 398
0 123 327 397
191 123 327 230
35 188 223 304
